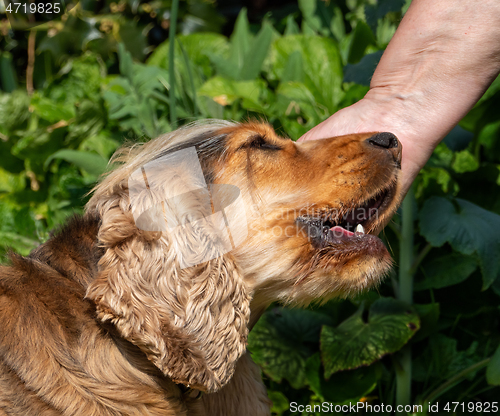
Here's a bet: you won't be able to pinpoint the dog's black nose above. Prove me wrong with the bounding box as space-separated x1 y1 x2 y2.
366 132 399 149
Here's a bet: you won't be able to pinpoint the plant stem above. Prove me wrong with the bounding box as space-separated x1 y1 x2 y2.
396 187 415 413
168 0 180 127
409 243 432 275
26 29 36 95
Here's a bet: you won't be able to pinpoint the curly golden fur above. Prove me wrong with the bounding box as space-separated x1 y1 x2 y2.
0 121 402 415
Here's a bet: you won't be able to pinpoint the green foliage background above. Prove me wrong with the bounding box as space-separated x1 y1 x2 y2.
1 0 499 413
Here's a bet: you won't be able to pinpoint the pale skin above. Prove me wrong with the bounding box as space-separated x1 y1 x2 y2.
300 0 500 197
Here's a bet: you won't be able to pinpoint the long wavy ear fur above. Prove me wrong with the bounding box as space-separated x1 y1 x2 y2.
86 192 250 392
85 123 250 392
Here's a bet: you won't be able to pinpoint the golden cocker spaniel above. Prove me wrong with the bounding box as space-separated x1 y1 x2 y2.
0 121 402 415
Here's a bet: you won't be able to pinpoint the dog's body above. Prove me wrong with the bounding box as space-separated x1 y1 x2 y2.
0 121 402 415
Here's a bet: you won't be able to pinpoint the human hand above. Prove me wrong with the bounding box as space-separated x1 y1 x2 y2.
299 93 433 198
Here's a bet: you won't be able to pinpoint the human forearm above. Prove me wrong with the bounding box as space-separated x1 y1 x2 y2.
368 0 500 173
301 0 500 195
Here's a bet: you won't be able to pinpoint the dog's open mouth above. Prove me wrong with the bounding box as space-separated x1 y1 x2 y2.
296 181 397 249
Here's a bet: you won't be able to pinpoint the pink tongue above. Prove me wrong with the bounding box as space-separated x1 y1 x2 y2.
331 225 354 237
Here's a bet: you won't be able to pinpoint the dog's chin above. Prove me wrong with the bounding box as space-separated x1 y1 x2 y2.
285 253 393 307
284 180 400 303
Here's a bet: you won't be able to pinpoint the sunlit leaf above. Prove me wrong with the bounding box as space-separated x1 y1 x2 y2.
45 150 108 176
321 298 419 377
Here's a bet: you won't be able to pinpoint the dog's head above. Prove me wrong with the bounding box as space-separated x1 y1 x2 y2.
85 120 402 393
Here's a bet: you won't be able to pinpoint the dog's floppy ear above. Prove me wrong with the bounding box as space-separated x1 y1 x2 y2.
86 188 251 393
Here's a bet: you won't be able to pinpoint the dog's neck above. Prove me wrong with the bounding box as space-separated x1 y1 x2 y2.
28 214 103 290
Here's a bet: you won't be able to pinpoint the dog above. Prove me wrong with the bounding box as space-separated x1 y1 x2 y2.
0 121 402 415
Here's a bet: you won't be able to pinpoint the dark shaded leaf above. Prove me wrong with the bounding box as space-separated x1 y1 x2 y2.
413 335 479 382
344 50 383 86
365 0 405 33
248 307 333 389
415 253 478 290
486 345 500 385
306 353 378 403
347 21 376 64
419 197 500 288
444 125 474 152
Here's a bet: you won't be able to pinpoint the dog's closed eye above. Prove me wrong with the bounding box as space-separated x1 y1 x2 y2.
246 134 283 151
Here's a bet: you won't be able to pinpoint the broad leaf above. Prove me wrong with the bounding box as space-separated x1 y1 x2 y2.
452 150 479 173
268 35 343 111
347 21 376 64
414 253 478 290
344 50 383 86
444 125 474 152
320 298 419 378
198 76 267 111
305 353 378 403
248 307 333 389
239 22 274 81
419 197 500 288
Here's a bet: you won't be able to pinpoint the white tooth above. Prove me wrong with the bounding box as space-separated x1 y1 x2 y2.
355 224 365 234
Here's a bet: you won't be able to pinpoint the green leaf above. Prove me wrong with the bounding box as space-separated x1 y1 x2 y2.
281 51 304 83
30 94 75 123
330 7 346 42
412 303 440 343
269 35 343 111
413 335 479 382
239 22 274 81
486 345 500 385
414 253 478 290
199 76 267 110
38 15 102 65
229 8 251 72
444 125 474 152
347 21 377 64
248 307 333 389
452 150 479 173
298 0 324 34
365 0 405 33
148 33 229 78
284 15 300 36
267 391 289 416
0 168 25 193
0 205 43 257
45 150 108 176
118 43 134 83
0 52 18 92
419 197 500 289
305 353 378 403
118 20 149 61
0 90 30 135
478 120 500 151
344 50 383 86
320 298 420 378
